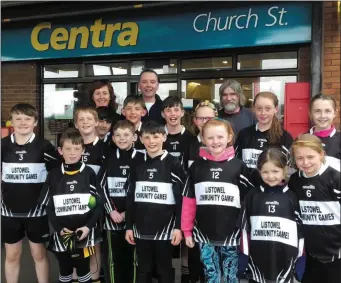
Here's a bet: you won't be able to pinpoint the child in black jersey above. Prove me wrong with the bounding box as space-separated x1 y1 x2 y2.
39 128 103 283
308 94 340 172
122 95 147 154
182 119 253 283
1 103 60 283
188 100 217 168
238 148 305 283
161 96 194 282
162 96 194 171
75 105 108 283
96 106 114 146
99 120 144 283
289 134 341 283
235 92 293 172
125 121 185 283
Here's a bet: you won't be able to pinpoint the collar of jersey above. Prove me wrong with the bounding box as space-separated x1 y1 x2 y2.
116 147 136 159
260 181 289 193
299 162 329 178
136 122 142 132
255 123 269 133
11 133 35 144
61 162 86 174
103 132 111 142
309 126 336 138
164 125 186 136
144 150 168 161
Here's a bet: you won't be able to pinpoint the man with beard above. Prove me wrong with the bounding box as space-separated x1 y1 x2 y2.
218 79 257 136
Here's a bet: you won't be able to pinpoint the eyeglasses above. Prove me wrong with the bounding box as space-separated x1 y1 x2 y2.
195 117 215 122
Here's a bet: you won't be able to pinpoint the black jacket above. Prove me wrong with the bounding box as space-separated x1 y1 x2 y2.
141 94 165 125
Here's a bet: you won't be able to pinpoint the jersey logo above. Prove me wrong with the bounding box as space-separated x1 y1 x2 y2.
67 180 78 192
258 138 267 148
266 201 279 213
302 185 315 198
147 168 157 179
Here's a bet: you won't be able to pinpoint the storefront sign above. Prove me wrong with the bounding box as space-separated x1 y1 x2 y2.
2 3 312 61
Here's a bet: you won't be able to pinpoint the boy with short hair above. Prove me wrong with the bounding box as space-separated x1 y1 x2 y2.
1 103 60 283
96 106 114 145
125 121 185 283
99 120 145 283
39 128 103 283
162 96 194 171
121 95 147 154
74 105 108 283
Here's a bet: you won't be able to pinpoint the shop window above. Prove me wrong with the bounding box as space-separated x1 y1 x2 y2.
157 83 178 100
85 62 128 76
111 82 128 114
237 51 298 71
43 64 82 78
131 59 177 75
181 76 297 124
181 57 232 72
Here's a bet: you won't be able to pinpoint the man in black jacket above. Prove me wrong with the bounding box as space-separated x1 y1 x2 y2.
138 69 165 125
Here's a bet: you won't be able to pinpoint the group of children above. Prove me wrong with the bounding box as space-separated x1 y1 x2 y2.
1 90 340 283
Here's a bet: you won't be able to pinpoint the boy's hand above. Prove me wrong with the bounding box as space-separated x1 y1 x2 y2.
110 210 124 223
75 226 90 241
171 229 182 246
60 227 73 236
185 236 195 248
120 211 125 221
125 230 135 245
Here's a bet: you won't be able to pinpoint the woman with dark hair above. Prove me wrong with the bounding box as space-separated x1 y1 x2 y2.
89 80 121 127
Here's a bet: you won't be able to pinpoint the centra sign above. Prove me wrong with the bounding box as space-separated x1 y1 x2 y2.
31 18 139 51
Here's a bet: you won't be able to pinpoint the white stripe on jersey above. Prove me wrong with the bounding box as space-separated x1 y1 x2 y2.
2 162 47 184
188 160 194 168
86 164 100 175
53 193 91 216
135 181 175 205
299 200 341 225
241 149 263 169
250 215 298 248
169 152 181 157
107 177 127 197
325 156 340 172
194 182 241 208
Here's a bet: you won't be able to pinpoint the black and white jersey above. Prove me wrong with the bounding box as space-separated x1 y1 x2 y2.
238 183 304 283
99 148 145 231
82 136 108 175
163 126 194 171
39 162 103 252
235 124 293 169
309 127 341 172
1 133 60 218
188 135 203 169
134 122 146 154
289 164 341 263
125 151 185 240
183 157 254 246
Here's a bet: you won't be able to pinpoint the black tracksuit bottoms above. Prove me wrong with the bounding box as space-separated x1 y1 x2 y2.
136 238 174 283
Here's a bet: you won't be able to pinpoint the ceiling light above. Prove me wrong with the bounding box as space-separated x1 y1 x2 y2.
222 61 228 64
170 63 175 67
189 82 201 86
181 69 186 72
220 78 224 80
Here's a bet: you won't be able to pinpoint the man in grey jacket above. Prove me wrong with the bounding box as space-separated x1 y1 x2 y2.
218 79 257 136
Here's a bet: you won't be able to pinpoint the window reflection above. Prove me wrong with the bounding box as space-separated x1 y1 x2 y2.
85 62 128 76
238 52 298 70
181 57 232 72
131 59 177 75
44 64 81 78
111 82 127 114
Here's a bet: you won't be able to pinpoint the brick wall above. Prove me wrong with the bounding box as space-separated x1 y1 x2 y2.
1 62 41 133
322 1 341 128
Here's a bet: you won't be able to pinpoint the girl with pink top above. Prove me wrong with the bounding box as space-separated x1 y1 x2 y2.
181 119 253 283
308 94 340 172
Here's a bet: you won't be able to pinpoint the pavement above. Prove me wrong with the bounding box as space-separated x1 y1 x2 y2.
1 239 251 283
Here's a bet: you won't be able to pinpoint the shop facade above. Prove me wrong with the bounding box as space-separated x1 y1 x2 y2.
1 1 340 145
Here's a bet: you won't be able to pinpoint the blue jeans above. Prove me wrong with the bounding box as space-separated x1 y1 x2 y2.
199 243 238 283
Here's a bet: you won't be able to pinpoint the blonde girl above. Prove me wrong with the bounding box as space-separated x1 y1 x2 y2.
182 119 253 283
308 93 340 171
288 134 341 283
